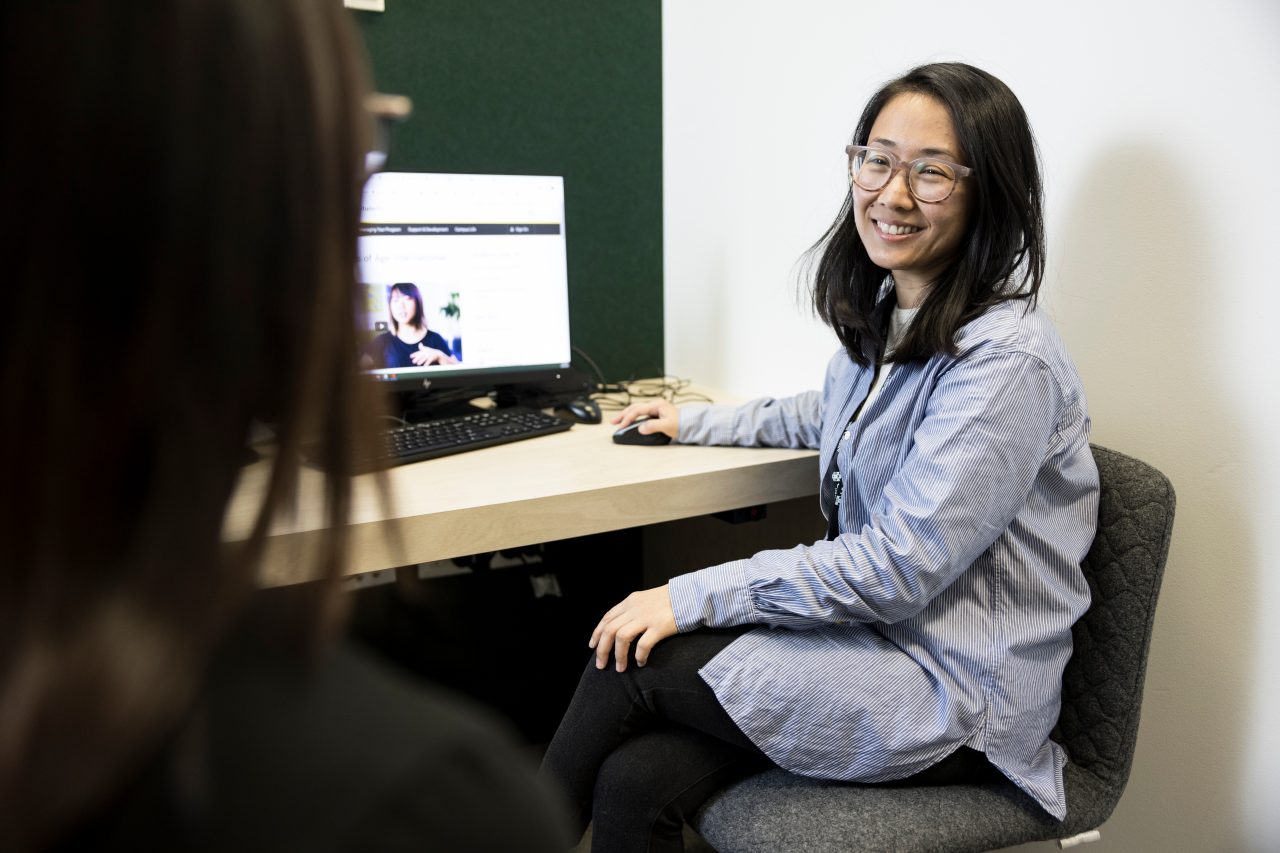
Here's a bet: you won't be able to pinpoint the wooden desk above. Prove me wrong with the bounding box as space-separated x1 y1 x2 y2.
224 388 820 586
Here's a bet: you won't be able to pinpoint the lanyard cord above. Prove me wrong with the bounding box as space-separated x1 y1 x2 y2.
822 360 882 541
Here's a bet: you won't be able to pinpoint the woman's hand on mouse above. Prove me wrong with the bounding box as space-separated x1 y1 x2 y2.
589 585 678 672
611 400 679 439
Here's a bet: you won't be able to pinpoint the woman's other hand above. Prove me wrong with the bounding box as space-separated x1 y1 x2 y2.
611 400 679 439
410 344 458 366
589 585 678 672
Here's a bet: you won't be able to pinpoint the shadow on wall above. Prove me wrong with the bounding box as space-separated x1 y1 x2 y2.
1049 143 1254 847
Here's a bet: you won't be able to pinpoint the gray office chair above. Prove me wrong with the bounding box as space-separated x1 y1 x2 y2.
692 445 1176 853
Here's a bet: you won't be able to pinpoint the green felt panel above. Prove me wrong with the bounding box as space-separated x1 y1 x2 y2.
354 2 663 383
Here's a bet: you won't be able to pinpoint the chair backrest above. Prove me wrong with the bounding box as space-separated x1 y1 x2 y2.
1052 445 1176 812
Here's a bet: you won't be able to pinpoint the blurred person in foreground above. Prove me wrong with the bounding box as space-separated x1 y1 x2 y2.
0 2 568 850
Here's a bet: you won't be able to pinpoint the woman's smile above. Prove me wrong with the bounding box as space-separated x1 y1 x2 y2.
872 218 925 238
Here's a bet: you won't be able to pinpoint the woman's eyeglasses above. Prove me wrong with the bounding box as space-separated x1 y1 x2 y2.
846 144 972 204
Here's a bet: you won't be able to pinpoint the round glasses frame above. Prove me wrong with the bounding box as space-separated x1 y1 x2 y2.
845 144 973 204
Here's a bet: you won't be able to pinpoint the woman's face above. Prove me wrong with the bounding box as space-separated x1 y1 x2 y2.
389 289 417 326
852 93 972 304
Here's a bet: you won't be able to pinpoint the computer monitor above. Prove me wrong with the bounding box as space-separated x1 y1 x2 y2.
356 172 573 408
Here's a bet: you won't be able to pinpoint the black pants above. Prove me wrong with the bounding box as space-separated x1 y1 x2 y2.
540 627 767 852
540 627 1005 852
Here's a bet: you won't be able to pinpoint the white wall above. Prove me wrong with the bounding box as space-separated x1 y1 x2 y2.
663 1 1280 850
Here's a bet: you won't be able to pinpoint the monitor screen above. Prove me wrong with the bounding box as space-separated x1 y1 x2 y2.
356 172 572 393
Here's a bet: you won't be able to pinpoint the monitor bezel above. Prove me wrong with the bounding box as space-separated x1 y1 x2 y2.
355 171 573 402
366 360 575 396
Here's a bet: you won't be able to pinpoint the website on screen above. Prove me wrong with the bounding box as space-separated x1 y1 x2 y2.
357 172 572 381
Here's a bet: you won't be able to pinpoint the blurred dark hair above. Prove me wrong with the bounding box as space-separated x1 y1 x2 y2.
809 62 1046 365
389 281 427 332
0 0 375 846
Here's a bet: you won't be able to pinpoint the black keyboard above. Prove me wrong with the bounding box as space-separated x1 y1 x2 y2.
372 406 571 468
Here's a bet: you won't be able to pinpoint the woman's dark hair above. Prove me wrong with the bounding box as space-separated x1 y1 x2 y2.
0 1 375 847
388 281 427 332
810 62 1046 365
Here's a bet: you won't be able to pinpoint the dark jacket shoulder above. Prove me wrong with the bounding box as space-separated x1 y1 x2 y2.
69 640 570 853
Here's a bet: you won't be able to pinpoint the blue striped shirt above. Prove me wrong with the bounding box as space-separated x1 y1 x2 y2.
668 300 1098 820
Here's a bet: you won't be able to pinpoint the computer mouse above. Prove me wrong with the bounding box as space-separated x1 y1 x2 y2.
554 397 602 424
612 417 672 446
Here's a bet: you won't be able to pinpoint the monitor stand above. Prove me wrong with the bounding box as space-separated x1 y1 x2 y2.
398 389 491 423
492 371 592 410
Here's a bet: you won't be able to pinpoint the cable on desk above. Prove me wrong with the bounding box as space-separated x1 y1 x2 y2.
568 346 716 409
589 375 715 411
572 345 609 389
625 376 713 405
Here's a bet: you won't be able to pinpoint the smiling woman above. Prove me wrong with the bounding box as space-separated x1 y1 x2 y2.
359 281 459 369
814 62 1046 366
540 63 1091 853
